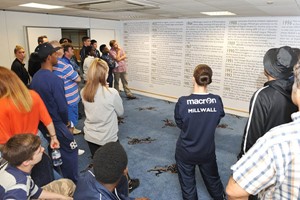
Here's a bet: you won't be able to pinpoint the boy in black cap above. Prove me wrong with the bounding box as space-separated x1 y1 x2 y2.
238 46 298 161
30 43 79 184
74 142 149 200
236 45 300 197
237 46 299 200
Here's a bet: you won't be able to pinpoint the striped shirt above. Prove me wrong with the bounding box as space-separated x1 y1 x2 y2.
0 165 42 199
231 111 300 199
53 58 80 105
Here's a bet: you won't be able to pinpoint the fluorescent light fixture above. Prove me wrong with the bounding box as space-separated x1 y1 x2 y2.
19 3 64 9
201 11 236 16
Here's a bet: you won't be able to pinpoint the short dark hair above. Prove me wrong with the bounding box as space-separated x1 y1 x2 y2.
85 46 94 56
99 44 106 53
61 43 74 53
37 35 47 44
28 53 41 77
2 134 41 167
193 64 212 86
93 142 128 184
91 39 97 45
59 38 72 44
82 36 90 42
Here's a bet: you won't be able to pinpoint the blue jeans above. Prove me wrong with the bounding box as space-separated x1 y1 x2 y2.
68 103 78 126
176 155 224 200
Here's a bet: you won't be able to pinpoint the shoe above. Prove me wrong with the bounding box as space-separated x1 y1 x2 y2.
73 128 82 135
78 149 85 156
128 178 140 193
127 95 137 99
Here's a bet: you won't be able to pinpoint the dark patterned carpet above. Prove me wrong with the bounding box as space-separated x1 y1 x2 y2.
74 92 247 200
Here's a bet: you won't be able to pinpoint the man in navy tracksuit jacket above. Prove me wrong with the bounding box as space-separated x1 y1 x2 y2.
30 43 78 183
74 142 148 200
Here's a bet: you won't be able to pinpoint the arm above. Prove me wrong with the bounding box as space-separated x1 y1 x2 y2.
116 49 126 61
174 99 184 130
83 59 91 80
102 55 116 69
228 135 276 199
226 176 249 200
75 76 81 82
11 61 22 77
65 64 81 83
54 80 69 125
218 96 225 124
80 48 85 63
39 189 72 200
11 61 29 84
46 122 60 149
240 93 268 154
35 91 60 149
113 90 124 116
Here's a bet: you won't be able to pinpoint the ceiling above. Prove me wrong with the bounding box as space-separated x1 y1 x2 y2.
1 0 300 21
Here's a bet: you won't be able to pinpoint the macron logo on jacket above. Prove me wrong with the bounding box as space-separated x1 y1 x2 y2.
187 97 218 113
187 98 216 105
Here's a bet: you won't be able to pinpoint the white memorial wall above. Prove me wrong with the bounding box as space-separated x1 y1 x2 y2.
123 17 300 116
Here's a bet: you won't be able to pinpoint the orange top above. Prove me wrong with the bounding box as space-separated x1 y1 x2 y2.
0 90 52 144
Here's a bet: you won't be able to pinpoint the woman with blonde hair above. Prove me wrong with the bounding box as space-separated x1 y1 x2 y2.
11 45 30 86
0 66 59 150
81 58 123 156
81 58 140 193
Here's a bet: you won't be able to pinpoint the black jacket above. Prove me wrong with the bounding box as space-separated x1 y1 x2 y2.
238 79 298 159
11 58 30 86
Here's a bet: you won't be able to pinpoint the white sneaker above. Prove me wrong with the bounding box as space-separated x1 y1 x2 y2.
78 149 85 156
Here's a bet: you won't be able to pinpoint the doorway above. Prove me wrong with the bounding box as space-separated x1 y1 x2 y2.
61 29 89 65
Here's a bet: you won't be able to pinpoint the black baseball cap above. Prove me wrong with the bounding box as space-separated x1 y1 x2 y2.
34 42 61 59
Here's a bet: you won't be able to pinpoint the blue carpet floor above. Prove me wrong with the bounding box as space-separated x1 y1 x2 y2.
74 92 248 200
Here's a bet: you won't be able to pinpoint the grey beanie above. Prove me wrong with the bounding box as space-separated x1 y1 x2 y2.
93 142 128 184
263 46 298 79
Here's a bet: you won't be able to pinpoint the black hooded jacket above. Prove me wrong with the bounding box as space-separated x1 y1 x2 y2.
238 79 298 159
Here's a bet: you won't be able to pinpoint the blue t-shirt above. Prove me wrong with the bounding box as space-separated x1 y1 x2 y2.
174 93 225 164
0 165 42 199
30 69 68 124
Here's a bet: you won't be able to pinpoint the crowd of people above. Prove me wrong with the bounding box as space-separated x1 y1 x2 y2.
0 33 300 200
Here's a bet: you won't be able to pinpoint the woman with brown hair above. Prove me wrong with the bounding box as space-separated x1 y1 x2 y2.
0 66 59 150
11 45 30 86
174 64 226 200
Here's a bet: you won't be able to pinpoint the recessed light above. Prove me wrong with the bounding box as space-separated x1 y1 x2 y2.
19 3 64 9
201 11 236 16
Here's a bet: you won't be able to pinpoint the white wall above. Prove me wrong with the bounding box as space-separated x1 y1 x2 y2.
123 17 300 116
0 11 122 69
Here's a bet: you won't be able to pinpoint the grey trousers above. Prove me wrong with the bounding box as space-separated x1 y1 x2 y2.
113 71 132 96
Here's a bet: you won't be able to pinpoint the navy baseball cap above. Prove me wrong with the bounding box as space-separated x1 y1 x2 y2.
34 42 61 59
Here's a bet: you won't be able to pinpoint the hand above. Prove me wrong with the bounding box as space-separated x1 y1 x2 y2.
50 137 60 149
